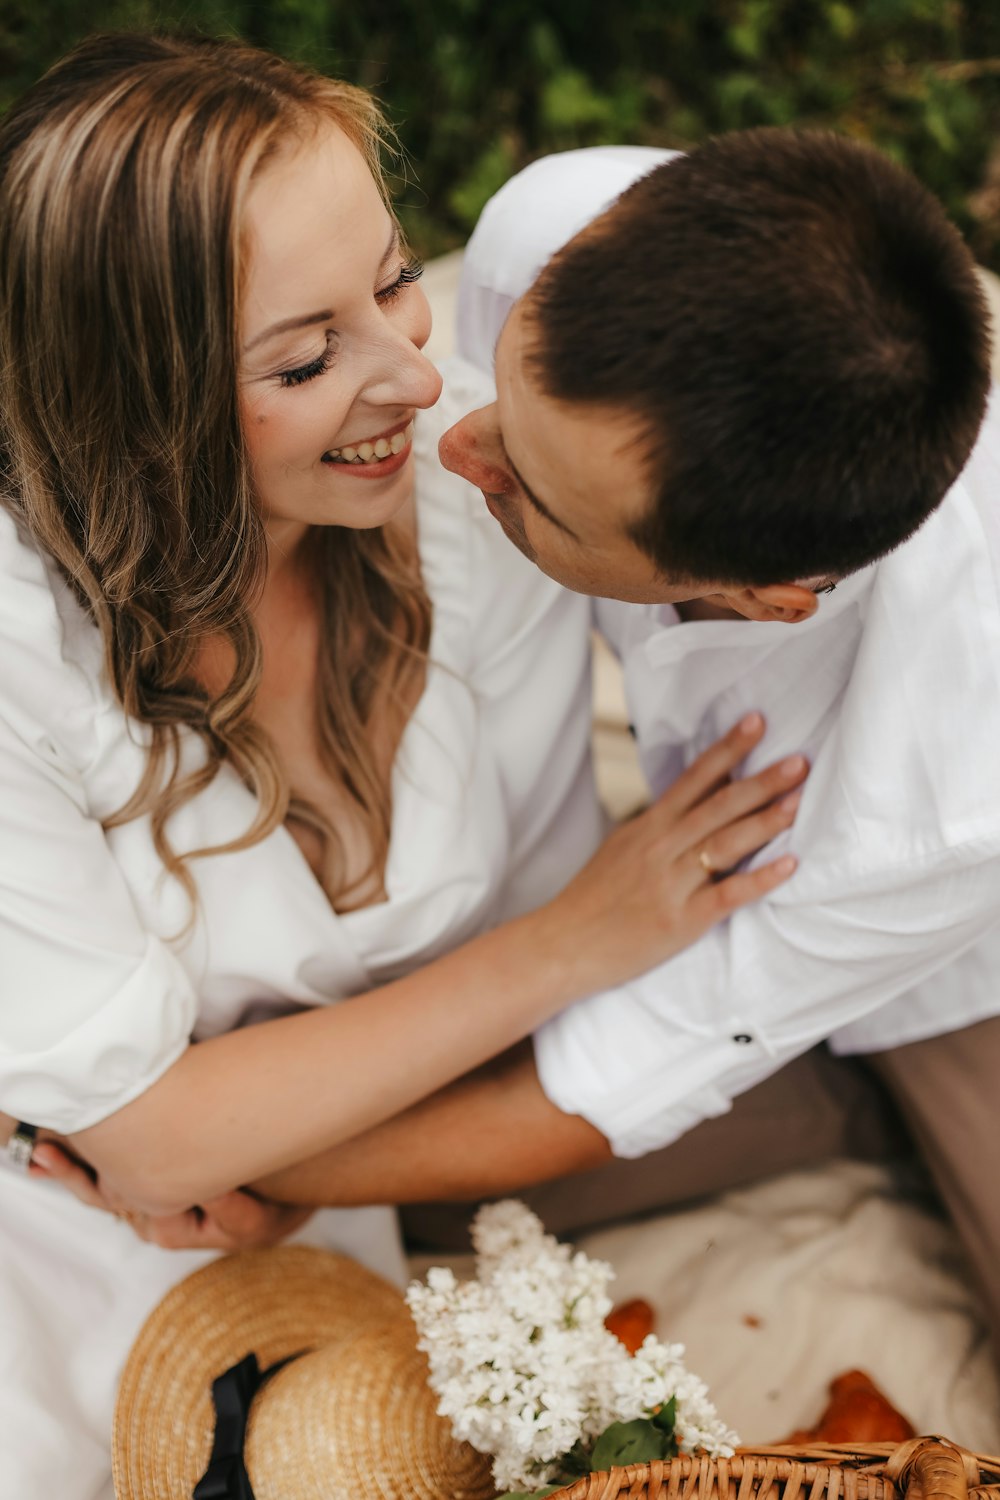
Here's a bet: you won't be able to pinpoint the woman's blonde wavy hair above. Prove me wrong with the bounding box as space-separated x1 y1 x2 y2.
0 31 431 911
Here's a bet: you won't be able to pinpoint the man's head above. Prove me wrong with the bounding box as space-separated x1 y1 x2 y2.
440 129 991 616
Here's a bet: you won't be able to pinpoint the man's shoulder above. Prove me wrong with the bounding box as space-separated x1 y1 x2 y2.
465 146 679 297
948 382 1000 537
875 384 1000 617
457 147 681 374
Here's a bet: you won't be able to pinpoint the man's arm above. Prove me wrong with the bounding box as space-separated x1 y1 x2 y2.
252 1041 611 1206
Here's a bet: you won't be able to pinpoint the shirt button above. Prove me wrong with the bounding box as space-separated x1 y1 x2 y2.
732 1033 753 1045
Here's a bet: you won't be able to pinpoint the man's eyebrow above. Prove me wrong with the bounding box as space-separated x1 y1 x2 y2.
243 223 400 354
502 443 579 540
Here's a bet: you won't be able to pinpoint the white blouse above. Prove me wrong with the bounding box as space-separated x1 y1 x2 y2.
0 358 601 1135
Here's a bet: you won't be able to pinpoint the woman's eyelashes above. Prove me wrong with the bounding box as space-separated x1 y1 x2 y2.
376 256 423 306
279 333 337 388
277 258 424 389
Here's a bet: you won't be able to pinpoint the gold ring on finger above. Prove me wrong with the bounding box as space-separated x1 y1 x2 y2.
698 848 715 876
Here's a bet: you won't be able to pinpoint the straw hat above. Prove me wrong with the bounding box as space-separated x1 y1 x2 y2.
112 1244 496 1500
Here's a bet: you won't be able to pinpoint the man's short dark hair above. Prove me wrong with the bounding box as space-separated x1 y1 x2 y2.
524 128 992 585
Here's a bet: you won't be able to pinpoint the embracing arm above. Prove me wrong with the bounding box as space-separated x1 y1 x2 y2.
70 913 596 1215
3 716 802 1217
251 1041 608 1208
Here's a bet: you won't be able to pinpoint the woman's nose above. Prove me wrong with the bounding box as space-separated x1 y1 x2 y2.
403 346 444 412
366 290 444 412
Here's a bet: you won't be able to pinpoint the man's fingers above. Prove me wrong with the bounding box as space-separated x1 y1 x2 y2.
659 713 766 816
141 1211 241 1252
198 1190 266 1237
134 1193 312 1251
201 1190 311 1241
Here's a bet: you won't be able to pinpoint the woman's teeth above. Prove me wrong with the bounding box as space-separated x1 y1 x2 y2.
326 421 414 464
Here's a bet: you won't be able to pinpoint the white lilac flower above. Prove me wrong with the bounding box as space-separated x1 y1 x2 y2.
406 1201 738 1491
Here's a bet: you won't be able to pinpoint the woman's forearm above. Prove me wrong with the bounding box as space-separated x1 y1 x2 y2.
68 717 803 1216
69 908 578 1214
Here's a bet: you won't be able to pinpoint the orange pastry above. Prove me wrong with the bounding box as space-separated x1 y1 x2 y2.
781 1369 916 1444
605 1298 655 1355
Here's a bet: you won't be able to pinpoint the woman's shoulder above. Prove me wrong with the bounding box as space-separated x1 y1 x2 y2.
0 506 103 768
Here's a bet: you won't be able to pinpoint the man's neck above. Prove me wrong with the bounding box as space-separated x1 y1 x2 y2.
674 595 745 623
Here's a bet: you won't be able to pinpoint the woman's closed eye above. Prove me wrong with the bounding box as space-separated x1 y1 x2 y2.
376 255 423 307
277 258 424 389
279 332 337 388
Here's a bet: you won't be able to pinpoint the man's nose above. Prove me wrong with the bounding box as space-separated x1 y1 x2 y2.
438 405 511 493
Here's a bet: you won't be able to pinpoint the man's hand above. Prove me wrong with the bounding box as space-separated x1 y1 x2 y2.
29 1142 312 1250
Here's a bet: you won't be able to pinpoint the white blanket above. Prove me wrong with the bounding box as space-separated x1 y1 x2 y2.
410 1161 1000 1450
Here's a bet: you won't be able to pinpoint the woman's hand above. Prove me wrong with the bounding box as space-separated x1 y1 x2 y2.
536 712 806 994
28 1142 312 1250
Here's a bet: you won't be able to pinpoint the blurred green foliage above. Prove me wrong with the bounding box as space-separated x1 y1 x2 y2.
3 0 999 266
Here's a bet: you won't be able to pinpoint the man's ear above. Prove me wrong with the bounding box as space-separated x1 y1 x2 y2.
718 582 820 625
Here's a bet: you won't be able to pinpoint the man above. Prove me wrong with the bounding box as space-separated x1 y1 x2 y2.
251 129 1000 1358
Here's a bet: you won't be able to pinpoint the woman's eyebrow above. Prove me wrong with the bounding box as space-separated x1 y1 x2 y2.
243 224 400 354
244 307 333 353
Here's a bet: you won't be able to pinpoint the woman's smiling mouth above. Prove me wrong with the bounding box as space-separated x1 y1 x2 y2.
323 418 414 467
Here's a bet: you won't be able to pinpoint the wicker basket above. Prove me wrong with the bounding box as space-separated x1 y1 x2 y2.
548 1438 1000 1500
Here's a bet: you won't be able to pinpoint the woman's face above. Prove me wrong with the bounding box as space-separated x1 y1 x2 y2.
239 120 442 538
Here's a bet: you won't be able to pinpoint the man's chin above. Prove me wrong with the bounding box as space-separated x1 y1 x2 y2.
482 497 536 563
498 521 536 564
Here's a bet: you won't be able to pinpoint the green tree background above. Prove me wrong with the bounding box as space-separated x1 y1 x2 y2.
3 0 999 267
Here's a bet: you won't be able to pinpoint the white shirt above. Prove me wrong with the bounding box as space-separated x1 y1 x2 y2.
458 147 1000 1158
0 359 600 1136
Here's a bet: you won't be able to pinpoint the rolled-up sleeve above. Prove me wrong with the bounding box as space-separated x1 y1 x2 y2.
0 709 197 1133
535 843 1000 1158
0 512 199 1130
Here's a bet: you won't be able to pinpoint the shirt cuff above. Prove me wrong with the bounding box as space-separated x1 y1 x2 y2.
533 1009 736 1157
532 934 774 1158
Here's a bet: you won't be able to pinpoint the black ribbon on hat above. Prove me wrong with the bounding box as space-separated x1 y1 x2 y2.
192 1351 300 1500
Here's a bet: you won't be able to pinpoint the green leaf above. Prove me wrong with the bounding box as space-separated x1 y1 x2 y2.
653 1395 678 1439
826 2 857 41
540 67 615 133
447 136 518 230
590 1417 673 1472
561 1439 594 1478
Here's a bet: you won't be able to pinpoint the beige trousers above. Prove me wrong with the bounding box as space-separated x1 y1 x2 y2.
400 1019 1000 1364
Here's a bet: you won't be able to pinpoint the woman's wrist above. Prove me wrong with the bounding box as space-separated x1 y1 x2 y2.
509 900 596 1019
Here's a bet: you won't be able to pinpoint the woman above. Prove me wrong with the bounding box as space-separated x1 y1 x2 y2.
0 32 803 1496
